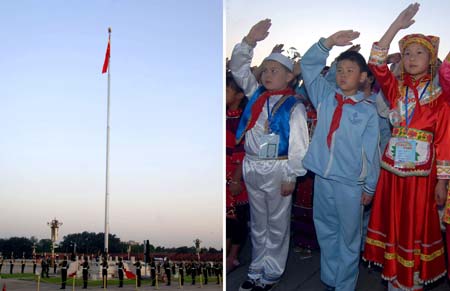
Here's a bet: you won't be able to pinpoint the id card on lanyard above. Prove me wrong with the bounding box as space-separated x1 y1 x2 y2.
259 97 280 159
393 82 429 168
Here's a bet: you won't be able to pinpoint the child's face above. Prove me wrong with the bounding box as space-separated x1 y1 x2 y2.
260 60 293 91
336 60 366 95
402 43 430 79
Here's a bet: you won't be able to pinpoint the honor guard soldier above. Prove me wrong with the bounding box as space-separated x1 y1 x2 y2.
134 258 142 287
21 256 25 273
46 257 51 277
40 257 47 277
116 257 125 288
164 259 171 286
9 256 14 274
54 256 58 274
81 256 89 289
59 256 69 289
202 262 208 284
150 259 156 286
101 257 108 288
178 261 185 286
171 262 176 279
190 260 196 285
150 258 156 286
207 262 212 278
32 257 37 274
214 262 222 284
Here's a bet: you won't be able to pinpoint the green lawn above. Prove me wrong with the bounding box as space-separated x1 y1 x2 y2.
0 273 222 287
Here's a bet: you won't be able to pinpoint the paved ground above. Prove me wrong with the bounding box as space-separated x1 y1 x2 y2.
0 277 223 291
226 238 450 291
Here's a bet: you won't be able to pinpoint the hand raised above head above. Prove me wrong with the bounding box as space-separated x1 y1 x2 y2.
387 52 402 64
346 44 361 53
325 30 360 49
392 3 420 30
245 19 272 46
271 44 284 54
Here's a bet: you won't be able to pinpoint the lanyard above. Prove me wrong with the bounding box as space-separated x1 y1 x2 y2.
266 97 272 133
405 81 430 127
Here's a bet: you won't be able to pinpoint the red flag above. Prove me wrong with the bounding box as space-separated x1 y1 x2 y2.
102 38 110 74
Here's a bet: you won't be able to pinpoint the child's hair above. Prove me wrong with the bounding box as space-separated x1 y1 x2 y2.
226 71 243 93
226 71 248 110
367 68 376 90
336 51 369 74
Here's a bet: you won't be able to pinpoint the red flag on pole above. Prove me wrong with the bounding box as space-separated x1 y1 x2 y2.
102 37 110 74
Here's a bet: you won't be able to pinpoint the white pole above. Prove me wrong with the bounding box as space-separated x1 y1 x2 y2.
104 27 112 255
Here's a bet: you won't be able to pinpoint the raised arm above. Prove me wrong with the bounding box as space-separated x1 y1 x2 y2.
301 30 360 108
377 3 419 48
229 19 272 97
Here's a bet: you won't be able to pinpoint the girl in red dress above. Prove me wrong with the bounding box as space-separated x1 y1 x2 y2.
226 71 249 274
363 3 450 291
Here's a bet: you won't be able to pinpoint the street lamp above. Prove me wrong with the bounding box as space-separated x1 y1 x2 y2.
47 218 63 268
193 238 202 262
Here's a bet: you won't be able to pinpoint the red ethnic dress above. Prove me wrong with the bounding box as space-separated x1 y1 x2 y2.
363 43 450 290
226 108 248 218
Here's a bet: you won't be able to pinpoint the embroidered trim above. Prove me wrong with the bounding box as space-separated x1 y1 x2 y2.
366 237 385 248
366 237 444 256
437 160 450 179
381 162 431 177
382 248 445 268
392 127 433 143
369 43 389 66
421 248 445 262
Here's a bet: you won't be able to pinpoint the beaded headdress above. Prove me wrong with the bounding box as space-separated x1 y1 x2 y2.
399 34 439 65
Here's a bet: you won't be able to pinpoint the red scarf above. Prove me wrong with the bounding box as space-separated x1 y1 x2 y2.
402 74 432 115
327 93 356 148
247 88 295 131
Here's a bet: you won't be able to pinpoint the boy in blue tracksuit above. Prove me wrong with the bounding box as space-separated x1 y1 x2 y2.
301 31 380 291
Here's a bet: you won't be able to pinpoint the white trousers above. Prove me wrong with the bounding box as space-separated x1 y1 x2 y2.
243 156 292 284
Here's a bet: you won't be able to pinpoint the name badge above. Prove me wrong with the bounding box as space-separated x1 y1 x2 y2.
259 133 279 159
393 138 416 169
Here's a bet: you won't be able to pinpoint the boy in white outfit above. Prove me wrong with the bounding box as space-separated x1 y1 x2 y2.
229 19 309 291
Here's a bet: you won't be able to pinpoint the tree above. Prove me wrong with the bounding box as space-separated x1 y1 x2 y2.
37 239 52 254
59 232 126 255
0 237 33 258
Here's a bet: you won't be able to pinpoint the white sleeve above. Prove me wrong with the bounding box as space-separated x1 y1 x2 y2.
228 40 259 98
283 102 309 182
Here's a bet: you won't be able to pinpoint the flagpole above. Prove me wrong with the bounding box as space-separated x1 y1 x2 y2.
104 27 112 255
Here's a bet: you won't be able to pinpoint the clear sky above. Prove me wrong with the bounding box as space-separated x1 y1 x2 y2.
0 0 223 249
226 0 450 67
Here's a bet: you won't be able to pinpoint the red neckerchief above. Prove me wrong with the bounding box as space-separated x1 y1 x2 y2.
402 73 432 115
247 88 295 131
327 93 357 148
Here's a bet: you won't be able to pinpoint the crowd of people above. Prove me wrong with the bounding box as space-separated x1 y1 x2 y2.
226 3 450 291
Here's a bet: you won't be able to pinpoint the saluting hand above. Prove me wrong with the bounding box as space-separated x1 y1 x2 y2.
325 30 360 49
392 3 420 31
271 44 284 54
245 19 271 46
